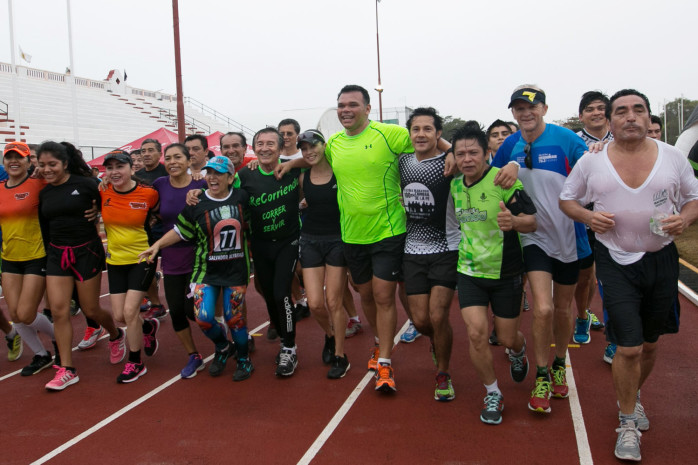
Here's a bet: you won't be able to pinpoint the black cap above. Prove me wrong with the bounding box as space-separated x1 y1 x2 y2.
103 150 132 166
508 88 546 108
296 129 325 149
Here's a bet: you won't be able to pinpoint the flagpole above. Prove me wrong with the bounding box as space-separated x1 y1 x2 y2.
172 0 186 142
66 0 80 147
375 0 383 123
7 0 22 141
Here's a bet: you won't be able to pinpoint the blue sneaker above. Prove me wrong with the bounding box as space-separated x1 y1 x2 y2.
604 343 617 364
573 310 592 344
400 321 421 343
180 353 204 379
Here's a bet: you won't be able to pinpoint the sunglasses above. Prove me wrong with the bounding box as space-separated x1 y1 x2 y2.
523 143 533 169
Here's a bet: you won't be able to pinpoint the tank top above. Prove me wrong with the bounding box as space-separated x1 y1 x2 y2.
302 171 341 237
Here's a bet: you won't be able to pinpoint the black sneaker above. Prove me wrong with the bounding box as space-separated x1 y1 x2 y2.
52 340 61 368
233 358 254 381
209 341 234 377
509 342 529 383
322 335 335 365
116 361 147 384
488 328 500 346
21 352 54 376
248 335 256 353
293 302 310 321
267 325 279 341
142 318 160 357
327 355 350 379
275 348 298 377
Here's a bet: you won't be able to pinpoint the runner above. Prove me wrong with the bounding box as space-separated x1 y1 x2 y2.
37 141 125 391
101 150 160 383
296 129 350 379
399 107 459 401
152 144 208 378
0 142 56 376
141 156 253 382
451 121 536 424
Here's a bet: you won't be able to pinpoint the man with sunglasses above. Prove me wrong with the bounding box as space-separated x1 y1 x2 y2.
491 84 588 415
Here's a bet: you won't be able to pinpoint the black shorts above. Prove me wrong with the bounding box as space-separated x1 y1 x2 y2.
457 273 523 319
523 244 579 285
299 235 346 268
343 233 405 285
1 257 47 276
578 252 594 270
107 261 157 294
46 237 105 281
403 251 458 295
595 241 680 347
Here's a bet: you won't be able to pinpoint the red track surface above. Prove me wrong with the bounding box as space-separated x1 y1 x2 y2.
2 273 696 465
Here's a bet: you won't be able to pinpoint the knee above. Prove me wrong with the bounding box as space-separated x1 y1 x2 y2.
412 314 430 333
533 304 554 321
616 345 643 362
466 327 488 349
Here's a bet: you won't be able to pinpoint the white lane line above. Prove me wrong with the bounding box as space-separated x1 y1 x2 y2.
567 349 593 465
297 321 410 465
29 321 269 465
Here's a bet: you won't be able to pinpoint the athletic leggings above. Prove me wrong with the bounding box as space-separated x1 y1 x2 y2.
251 235 298 348
191 283 248 357
163 273 195 332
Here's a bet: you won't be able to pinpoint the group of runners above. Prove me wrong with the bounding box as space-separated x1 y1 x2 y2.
2 83 696 463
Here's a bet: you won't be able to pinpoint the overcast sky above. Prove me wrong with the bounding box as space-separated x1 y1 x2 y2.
1 0 696 132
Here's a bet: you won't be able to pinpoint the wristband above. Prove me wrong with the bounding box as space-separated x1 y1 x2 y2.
508 160 520 168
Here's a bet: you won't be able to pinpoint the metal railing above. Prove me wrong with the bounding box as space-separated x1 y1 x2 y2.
157 108 210 134
0 99 8 118
184 96 255 137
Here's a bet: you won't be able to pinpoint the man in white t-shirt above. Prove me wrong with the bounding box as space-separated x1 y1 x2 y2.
278 118 303 162
560 89 698 462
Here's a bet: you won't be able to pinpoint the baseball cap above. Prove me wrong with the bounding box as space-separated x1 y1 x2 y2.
204 155 235 174
296 129 326 149
103 150 132 166
3 141 31 158
508 87 547 108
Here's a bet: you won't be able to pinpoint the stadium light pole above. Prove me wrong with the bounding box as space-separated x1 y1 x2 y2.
172 0 186 142
66 0 80 147
7 0 22 141
375 0 383 122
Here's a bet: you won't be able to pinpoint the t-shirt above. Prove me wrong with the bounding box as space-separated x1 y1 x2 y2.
492 124 588 263
561 140 698 265
237 165 302 241
174 189 249 286
39 175 101 247
280 150 302 162
577 128 613 145
450 166 536 279
0 177 47 261
152 177 208 275
101 183 159 265
326 120 413 244
135 164 168 185
301 172 341 237
399 152 459 254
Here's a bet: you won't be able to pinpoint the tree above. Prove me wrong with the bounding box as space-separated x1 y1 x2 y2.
441 116 467 141
659 97 698 145
553 116 584 133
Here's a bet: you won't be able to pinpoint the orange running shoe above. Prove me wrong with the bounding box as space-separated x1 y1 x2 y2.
367 346 379 371
375 363 396 392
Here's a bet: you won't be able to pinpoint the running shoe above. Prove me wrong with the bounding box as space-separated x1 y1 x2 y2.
480 391 504 425
615 419 642 462
145 304 167 320
78 326 104 350
345 319 363 338
293 301 310 321
375 363 396 392
551 365 569 398
45 366 79 391
69 299 81 316
109 328 126 364
139 297 151 312
400 321 421 343
367 346 379 371
6 332 22 361
233 358 254 381
488 328 500 346
327 354 350 379
266 324 279 341
634 401 650 432
21 352 54 376
590 311 605 330
322 335 335 365
604 343 617 364
509 344 529 383
573 310 592 344
209 341 234 377
248 335 256 353
275 347 298 377
143 319 160 357
180 353 204 379
434 372 455 401
117 362 147 383
528 376 552 413
522 290 530 311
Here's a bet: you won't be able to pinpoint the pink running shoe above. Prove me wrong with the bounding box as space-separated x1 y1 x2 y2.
109 328 126 364
45 366 80 391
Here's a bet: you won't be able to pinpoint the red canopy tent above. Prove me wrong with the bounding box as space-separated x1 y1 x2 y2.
207 131 223 157
88 128 179 168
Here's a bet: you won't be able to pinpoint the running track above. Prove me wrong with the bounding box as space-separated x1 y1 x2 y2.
2 271 697 465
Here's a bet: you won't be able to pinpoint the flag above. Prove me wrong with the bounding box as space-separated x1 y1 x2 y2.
124 70 128 81
19 46 31 64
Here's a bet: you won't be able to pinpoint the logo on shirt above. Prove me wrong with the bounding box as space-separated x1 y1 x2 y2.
129 202 147 209
479 192 487 202
653 189 668 208
71 189 80 196
364 144 373 150
103 198 111 207
14 192 29 200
